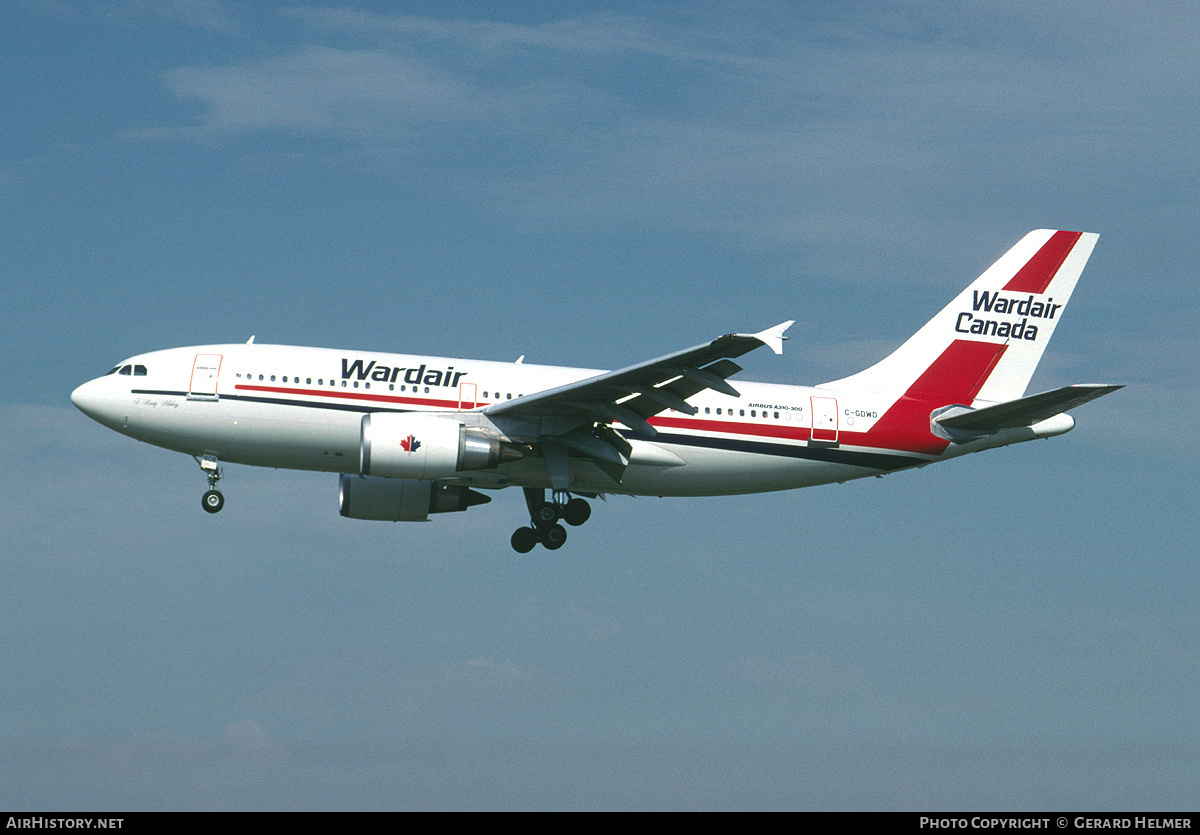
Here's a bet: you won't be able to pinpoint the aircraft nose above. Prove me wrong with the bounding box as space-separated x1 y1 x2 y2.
71 379 97 415
71 377 116 425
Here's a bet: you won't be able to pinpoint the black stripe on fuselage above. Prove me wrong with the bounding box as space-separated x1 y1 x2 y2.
134 389 928 471
224 392 414 414
640 430 926 473
132 389 414 415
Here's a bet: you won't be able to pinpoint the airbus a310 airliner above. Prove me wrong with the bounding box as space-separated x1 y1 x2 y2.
72 230 1119 552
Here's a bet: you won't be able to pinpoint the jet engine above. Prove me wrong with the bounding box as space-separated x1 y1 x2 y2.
339 474 491 522
360 412 522 479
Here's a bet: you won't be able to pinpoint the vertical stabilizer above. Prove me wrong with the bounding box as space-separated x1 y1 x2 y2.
824 230 1099 405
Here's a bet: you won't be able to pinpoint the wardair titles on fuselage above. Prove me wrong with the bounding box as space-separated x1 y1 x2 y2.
341 358 467 388
954 290 1063 341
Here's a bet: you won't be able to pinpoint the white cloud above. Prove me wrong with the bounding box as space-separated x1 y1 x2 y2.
165 46 486 134
145 4 1200 262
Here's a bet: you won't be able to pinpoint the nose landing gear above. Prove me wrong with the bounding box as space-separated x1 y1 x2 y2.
195 454 225 514
511 488 592 552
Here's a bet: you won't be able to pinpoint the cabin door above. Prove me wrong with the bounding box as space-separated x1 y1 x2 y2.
810 396 839 444
188 353 222 400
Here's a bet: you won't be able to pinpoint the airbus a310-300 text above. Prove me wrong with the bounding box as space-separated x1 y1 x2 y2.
71 230 1120 552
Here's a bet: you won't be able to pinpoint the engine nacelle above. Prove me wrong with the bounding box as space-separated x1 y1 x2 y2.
339 474 491 522
360 412 520 479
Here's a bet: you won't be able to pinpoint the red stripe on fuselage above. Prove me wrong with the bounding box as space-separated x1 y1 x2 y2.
855 339 1007 455
1004 230 1081 294
235 383 469 411
649 415 810 443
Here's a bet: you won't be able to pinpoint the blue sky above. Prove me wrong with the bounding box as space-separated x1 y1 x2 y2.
2 0 1198 810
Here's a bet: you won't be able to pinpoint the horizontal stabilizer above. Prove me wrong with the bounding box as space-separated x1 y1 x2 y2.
935 384 1123 433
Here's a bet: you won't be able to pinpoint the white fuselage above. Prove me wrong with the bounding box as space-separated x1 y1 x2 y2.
70 342 1058 499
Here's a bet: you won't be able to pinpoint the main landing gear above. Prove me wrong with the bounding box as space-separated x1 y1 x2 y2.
511 488 592 553
195 454 225 514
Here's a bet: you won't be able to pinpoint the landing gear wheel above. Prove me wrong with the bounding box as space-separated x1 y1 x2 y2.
195 454 225 515
562 497 591 527
539 523 567 550
202 489 225 514
511 527 539 554
531 501 559 528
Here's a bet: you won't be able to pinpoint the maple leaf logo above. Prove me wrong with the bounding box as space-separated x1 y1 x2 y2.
400 434 421 453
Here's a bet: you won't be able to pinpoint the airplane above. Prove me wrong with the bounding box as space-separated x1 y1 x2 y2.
71 229 1120 552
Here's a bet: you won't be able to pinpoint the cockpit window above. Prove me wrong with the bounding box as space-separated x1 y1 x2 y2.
103 363 146 376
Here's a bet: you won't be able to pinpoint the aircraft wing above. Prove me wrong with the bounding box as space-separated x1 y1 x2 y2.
483 321 792 431
481 321 793 483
